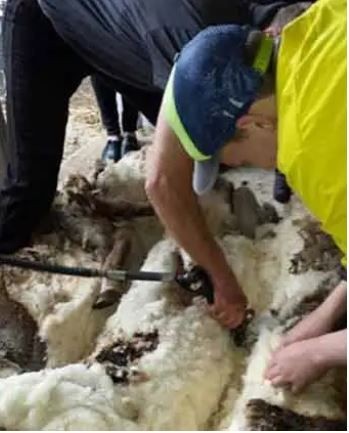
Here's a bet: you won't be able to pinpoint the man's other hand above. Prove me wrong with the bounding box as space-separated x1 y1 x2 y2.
209 268 247 329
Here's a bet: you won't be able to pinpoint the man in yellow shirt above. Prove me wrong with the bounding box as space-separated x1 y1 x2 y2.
146 0 346 392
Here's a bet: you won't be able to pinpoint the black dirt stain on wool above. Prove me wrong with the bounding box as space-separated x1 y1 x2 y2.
246 399 347 431
95 331 159 385
0 275 47 372
289 218 342 275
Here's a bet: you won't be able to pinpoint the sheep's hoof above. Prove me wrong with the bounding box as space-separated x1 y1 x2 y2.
93 289 120 309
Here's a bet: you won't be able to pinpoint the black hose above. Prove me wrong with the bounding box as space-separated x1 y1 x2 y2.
0 254 103 279
0 254 172 282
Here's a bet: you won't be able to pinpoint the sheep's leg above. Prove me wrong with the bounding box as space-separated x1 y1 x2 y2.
233 186 261 239
93 229 132 309
214 177 235 213
92 159 106 185
93 196 154 219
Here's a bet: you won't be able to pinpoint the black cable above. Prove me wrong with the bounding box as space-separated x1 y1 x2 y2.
0 254 173 282
0 254 103 279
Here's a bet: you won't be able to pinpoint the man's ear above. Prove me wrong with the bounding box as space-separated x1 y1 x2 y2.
236 114 254 129
236 114 255 130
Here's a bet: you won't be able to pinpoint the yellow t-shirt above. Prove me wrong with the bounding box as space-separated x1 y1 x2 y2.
277 0 347 258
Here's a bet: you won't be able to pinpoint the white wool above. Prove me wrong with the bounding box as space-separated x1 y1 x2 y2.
221 217 334 315
227 327 286 430
3 251 111 367
96 148 147 203
198 189 236 237
40 280 110 367
0 364 138 430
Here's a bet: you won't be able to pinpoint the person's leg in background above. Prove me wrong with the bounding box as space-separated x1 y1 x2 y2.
92 74 161 160
96 73 162 138
0 0 90 253
120 95 140 156
0 102 6 188
118 87 162 128
91 74 123 162
274 169 293 203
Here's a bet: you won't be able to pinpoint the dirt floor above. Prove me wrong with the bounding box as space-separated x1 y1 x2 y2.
60 79 104 184
64 79 103 162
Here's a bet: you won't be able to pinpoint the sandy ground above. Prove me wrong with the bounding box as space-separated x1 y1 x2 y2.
64 78 103 162
60 79 104 183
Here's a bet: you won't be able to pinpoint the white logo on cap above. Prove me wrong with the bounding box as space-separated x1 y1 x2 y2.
229 98 244 109
223 111 235 119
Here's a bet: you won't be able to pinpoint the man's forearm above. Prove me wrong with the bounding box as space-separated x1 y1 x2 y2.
147 163 229 277
146 112 232 280
317 329 347 368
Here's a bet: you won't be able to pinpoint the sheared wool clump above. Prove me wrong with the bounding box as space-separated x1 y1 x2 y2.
0 364 139 430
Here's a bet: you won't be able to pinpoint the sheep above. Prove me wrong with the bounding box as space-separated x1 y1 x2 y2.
0 153 345 430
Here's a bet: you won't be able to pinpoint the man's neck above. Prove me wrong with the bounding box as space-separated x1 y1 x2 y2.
265 36 279 78
271 36 280 75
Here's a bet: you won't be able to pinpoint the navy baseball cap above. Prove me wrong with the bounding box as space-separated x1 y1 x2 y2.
163 25 273 195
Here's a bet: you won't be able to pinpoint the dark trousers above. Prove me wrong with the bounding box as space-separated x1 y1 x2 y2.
0 103 6 188
91 75 139 136
0 0 162 253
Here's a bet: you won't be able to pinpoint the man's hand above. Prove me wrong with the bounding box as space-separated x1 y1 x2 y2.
209 267 247 329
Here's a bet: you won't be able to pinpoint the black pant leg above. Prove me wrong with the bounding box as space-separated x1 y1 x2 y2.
121 96 139 133
95 73 161 126
119 87 161 127
0 102 6 189
117 85 162 126
91 75 120 136
0 0 90 253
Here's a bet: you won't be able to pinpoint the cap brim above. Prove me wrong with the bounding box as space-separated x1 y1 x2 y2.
193 153 220 195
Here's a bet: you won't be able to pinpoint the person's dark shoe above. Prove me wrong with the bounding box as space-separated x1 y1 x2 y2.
121 134 139 157
273 170 292 204
101 137 122 163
